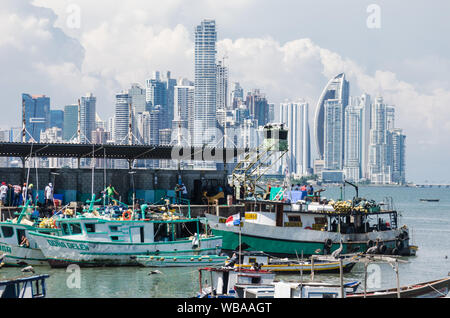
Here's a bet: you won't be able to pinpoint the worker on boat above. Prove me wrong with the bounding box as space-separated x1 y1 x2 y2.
307 184 314 195
227 253 238 268
106 184 119 204
300 185 308 200
0 181 8 206
20 236 30 248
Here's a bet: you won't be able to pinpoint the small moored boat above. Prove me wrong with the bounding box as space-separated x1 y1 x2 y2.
135 254 228 267
347 276 450 298
228 251 357 274
0 274 49 298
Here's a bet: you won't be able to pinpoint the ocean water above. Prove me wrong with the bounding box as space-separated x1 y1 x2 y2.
1 186 449 298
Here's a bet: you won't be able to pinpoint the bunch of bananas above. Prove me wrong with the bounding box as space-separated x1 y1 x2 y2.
331 200 353 213
39 218 56 229
64 209 75 216
162 212 180 221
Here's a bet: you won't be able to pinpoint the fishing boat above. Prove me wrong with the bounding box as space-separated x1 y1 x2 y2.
419 199 440 202
234 280 361 298
0 274 49 298
227 251 357 274
28 212 223 267
135 254 228 267
0 201 58 266
197 266 276 298
347 276 450 298
206 190 413 258
197 265 359 298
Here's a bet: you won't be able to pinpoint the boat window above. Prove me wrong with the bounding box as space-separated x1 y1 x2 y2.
109 226 119 232
85 224 96 233
61 223 70 235
111 236 119 241
140 227 144 243
288 215 301 222
69 223 82 235
1 226 14 238
251 277 261 284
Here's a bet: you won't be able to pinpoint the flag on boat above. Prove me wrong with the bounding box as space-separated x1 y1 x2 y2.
226 213 241 227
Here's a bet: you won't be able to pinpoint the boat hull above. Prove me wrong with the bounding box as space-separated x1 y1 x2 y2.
29 231 223 267
206 214 407 257
348 277 450 298
0 242 48 267
136 255 228 267
235 260 357 274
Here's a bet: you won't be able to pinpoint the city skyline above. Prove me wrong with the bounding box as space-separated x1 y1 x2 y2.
1 1 449 183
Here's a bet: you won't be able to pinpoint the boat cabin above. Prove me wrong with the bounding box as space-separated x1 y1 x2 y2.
198 267 275 298
0 222 56 250
240 200 399 235
53 217 205 244
234 281 348 298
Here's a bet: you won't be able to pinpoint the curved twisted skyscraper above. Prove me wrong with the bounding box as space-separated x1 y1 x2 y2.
314 73 349 161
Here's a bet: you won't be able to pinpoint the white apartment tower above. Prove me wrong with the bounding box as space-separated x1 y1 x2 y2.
193 19 217 147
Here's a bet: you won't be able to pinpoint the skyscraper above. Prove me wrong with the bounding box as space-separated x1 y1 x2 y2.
193 19 217 147
278 101 311 176
114 92 131 144
50 110 64 130
323 99 344 171
231 82 244 109
173 82 194 144
129 83 147 115
360 93 372 180
246 89 270 127
344 104 363 181
22 93 50 142
390 129 406 184
314 73 350 160
63 104 78 141
165 71 177 129
368 97 391 184
216 60 228 111
80 93 96 143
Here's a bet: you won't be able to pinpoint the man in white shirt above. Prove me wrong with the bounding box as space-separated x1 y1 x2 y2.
181 184 188 199
44 183 54 207
0 182 8 206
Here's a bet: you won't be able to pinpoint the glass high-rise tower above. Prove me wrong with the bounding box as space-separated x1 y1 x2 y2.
22 93 50 142
314 73 349 160
193 19 217 147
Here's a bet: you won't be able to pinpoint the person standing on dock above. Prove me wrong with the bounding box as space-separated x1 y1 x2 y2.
175 183 182 201
22 183 33 204
11 183 22 207
181 183 188 200
44 183 54 208
0 182 8 206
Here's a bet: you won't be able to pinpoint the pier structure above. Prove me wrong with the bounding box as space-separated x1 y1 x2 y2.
0 142 251 218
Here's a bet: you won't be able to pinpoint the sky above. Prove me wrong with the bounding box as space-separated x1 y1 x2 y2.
1 0 450 183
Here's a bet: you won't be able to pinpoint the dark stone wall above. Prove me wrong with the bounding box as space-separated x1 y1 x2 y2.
0 167 228 205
